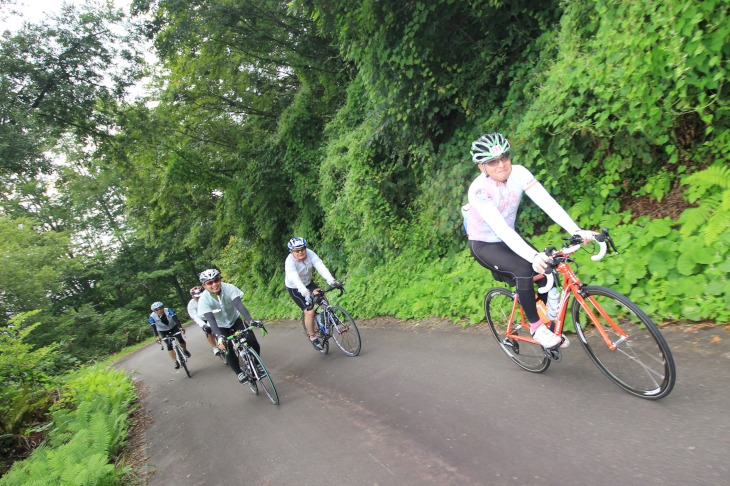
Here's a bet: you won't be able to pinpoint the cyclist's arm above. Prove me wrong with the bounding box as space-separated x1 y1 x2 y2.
188 301 207 328
285 257 312 297
191 315 207 328
148 317 160 338
232 296 254 323
310 250 336 286
171 314 182 328
203 312 222 336
524 180 580 235
472 199 539 263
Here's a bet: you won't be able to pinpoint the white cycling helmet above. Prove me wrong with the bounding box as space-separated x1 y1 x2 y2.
287 237 307 251
151 301 164 311
470 132 511 164
198 268 221 283
189 286 203 297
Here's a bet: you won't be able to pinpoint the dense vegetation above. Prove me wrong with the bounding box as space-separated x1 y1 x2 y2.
1 0 729 476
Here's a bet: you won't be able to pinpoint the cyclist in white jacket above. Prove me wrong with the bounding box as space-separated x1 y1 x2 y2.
284 237 342 349
187 286 221 357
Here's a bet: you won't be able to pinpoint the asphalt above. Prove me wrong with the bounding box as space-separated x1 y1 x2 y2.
114 319 730 485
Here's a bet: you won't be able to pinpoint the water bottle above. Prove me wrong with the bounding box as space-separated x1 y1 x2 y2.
546 287 560 321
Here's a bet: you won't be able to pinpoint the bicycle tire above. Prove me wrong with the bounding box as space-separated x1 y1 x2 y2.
175 344 191 378
484 288 550 373
571 285 676 399
239 350 258 395
327 306 361 357
248 349 279 405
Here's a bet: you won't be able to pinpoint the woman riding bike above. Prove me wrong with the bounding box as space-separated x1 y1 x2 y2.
463 132 595 349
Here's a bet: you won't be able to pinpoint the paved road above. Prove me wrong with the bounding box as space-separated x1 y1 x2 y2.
115 319 730 486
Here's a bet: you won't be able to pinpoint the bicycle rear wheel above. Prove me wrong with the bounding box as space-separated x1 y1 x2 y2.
485 288 550 373
571 286 675 399
239 351 258 395
327 306 361 356
175 345 191 378
248 349 279 405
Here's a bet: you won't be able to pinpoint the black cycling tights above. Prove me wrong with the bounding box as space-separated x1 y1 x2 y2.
469 239 543 324
219 318 261 374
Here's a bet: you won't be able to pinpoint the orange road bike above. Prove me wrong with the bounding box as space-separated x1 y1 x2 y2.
484 229 676 399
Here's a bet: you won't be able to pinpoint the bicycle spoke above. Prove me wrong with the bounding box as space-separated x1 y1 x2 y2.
485 288 549 373
573 286 675 399
327 306 361 356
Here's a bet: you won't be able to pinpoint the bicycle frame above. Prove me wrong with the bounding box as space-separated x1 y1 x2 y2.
164 331 185 355
505 244 626 351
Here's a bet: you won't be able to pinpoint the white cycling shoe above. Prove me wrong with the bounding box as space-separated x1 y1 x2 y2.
559 334 570 348
531 324 562 349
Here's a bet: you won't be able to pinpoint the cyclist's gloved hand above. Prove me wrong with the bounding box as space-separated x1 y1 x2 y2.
216 335 226 349
574 229 596 244
532 252 550 274
304 291 312 308
331 281 343 289
250 320 263 328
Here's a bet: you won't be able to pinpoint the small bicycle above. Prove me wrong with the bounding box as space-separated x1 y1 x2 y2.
160 330 191 378
484 228 676 400
302 286 361 357
226 323 279 405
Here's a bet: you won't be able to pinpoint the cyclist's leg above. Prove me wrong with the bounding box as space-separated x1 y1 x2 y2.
202 324 217 348
470 240 540 320
217 326 243 374
171 325 190 355
159 329 177 362
289 283 318 338
471 240 558 347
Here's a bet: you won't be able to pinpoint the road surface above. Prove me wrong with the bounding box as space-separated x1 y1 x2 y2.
115 318 730 485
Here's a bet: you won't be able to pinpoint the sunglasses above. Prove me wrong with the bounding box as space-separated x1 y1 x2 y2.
204 277 221 285
482 154 511 167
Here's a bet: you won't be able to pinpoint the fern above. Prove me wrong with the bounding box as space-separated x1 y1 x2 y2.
680 163 730 244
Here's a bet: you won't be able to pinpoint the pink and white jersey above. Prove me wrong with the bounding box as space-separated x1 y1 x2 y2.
463 164 581 263
464 164 535 243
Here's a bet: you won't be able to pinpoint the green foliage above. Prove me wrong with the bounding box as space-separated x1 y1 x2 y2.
0 365 136 485
3 0 730 386
0 312 58 443
679 162 730 244
0 217 73 322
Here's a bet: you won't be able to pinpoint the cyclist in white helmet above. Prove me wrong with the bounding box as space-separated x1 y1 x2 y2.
284 237 342 350
187 286 221 357
149 301 191 369
196 269 264 384
463 132 595 349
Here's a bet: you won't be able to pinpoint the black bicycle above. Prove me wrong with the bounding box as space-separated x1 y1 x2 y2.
302 286 361 357
226 323 278 405
160 330 190 378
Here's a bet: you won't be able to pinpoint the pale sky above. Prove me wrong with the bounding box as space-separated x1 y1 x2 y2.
1 0 133 32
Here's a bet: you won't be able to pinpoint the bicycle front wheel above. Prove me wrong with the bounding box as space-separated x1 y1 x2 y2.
571 286 675 399
485 288 550 373
327 306 361 356
175 345 191 378
239 351 258 395
248 349 279 405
